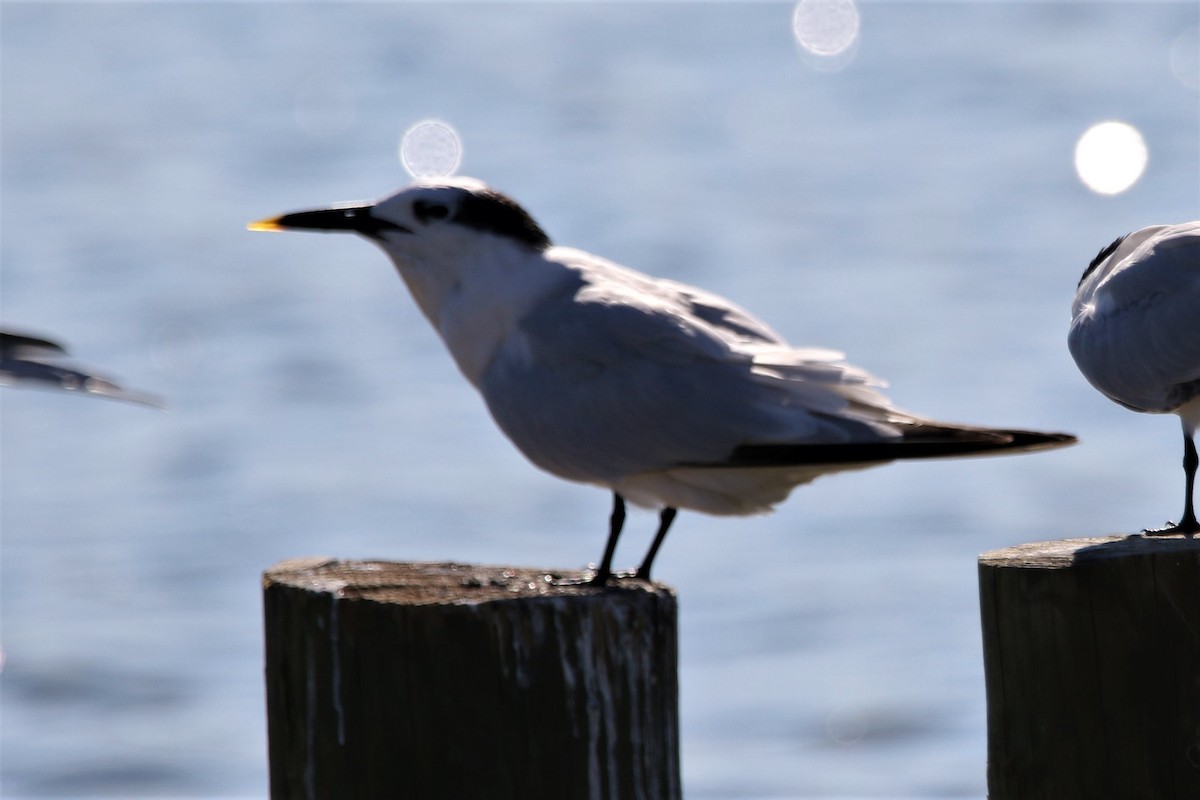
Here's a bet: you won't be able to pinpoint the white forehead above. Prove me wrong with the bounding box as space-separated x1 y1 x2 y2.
411 175 489 193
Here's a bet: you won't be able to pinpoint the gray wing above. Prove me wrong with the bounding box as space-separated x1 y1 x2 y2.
478 279 899 485
1070 223 1200 412
0 328 166 408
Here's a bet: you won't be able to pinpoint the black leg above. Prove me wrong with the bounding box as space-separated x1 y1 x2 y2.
590 493 626 585
635 507 678 581
1178 432 1198 534
1146 429 1198 536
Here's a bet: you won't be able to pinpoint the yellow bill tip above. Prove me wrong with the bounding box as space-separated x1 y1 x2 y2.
247 216 284 232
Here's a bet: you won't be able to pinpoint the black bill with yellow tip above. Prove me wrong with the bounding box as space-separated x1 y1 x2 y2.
247 203 411 239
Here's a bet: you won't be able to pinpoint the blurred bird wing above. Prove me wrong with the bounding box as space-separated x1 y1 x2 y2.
0 330 166 409
0 358 166 408
0 329 69 359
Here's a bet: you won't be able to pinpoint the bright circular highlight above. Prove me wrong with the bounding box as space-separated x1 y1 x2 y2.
793 0 860 65
1074 121 1148 196
400 119 463 179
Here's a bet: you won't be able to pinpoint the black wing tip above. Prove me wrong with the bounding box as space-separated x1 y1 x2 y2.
0 329 69 356
995 429 1078 451
705 428 1077 468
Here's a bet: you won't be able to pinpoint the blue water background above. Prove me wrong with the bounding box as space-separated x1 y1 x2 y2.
2 2 1198 797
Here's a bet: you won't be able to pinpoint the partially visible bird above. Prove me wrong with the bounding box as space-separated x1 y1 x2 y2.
0 328 164 408
251 177 1075 583
1068 221 1200 535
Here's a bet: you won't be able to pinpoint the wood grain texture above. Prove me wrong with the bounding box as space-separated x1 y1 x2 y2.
264 559 680 800
979 535 1200 799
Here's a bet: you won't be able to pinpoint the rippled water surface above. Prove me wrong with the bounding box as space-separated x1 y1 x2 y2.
2 3 1197 797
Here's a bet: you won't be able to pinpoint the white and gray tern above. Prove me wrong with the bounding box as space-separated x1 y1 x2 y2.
252 177 1075 584
1069 221 1200 535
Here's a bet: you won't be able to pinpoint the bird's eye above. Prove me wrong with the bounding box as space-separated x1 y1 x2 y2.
414 200 450 222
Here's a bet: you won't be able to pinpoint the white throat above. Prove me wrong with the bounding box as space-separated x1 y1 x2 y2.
381 238 573 386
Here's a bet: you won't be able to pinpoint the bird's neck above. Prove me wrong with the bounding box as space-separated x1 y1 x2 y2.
392 245 573 387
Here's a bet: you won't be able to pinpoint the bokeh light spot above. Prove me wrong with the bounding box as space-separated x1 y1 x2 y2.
399 119 463 179
1074 121 1148 196
793 0 860 69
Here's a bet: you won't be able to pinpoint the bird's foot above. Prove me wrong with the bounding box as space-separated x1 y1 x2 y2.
549 561 655 587
585 569 613 587
561 567 647 587
550 571 607 587
553 567 620 587
1142 519 1199 537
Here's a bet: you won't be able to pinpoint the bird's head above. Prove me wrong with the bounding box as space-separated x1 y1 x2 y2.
251 177 554 309
250 177 563 382
250 176 550 256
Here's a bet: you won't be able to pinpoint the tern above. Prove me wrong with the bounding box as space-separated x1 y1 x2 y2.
251 177 1075 583
0 328 164 408
1068 221 1200 536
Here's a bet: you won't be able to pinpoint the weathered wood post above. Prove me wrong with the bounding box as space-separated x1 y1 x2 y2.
263 558 680 800
979 535 1200 799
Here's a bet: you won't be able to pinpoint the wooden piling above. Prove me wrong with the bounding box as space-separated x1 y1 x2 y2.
979 534 1200 799
262 558 680 800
